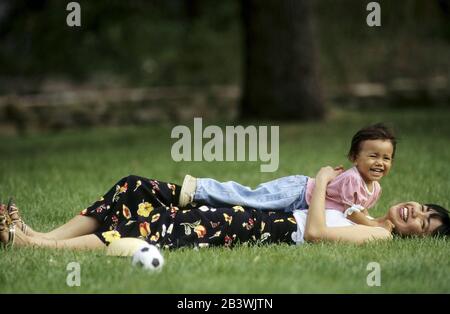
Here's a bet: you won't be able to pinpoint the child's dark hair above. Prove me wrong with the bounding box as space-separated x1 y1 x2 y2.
425 204 450 238
347 123 397 161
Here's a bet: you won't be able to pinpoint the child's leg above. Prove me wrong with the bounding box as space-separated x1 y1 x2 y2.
195 175 309 210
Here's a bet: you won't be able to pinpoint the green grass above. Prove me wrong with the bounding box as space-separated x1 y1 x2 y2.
1 108 449 293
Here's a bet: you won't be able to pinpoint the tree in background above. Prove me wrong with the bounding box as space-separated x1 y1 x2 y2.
241 0 325 121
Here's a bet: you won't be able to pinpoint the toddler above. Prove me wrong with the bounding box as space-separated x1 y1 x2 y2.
178 123 396 229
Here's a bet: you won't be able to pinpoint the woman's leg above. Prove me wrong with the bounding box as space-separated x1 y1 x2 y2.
3 175 181 246
25 233 104 250
1 208 103 249
7 211 100 240
3 203 99 240
41 215 100 240
27 234 105 250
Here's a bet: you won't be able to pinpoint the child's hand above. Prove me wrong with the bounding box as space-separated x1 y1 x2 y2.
316 165 345 183
333 165 345 172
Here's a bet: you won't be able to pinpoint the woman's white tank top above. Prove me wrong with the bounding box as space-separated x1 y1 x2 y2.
291 209 354 244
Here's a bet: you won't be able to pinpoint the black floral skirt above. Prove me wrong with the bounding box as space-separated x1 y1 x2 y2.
81 175 298 249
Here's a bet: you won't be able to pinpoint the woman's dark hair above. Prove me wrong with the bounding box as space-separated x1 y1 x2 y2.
426 204 450 238
347 123 397 161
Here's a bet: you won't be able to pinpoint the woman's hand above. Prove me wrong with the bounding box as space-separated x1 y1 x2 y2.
315 165 344 183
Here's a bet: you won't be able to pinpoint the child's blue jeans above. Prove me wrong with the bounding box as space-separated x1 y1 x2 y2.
194 175 309 212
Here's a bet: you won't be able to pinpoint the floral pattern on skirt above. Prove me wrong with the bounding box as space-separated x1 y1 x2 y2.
81 175 298 249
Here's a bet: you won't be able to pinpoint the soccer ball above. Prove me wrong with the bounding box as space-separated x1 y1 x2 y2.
132 244 164 271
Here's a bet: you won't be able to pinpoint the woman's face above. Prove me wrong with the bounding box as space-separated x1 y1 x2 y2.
387 202 443 236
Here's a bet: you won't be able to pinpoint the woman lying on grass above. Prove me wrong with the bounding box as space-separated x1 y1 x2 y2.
1 166 449 249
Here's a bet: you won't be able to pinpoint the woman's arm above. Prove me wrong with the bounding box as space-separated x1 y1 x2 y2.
304 166 392 244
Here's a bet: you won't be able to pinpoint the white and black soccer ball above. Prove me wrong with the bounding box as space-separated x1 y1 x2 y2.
132 244 164 271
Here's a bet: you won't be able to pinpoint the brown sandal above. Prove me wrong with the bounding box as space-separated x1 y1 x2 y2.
0 204 15 247
6 198 28 235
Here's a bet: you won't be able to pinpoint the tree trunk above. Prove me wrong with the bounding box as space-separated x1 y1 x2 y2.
241 0 324 120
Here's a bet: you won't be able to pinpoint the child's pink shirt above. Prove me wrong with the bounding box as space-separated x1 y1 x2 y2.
305 166 381 214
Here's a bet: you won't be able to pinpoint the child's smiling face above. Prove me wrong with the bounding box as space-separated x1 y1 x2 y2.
352 139 394 185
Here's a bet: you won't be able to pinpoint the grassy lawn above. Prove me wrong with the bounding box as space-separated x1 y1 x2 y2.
0 107 449 293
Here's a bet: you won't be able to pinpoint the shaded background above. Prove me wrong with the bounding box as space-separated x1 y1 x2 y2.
0 1 449 294
0 0 449 133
